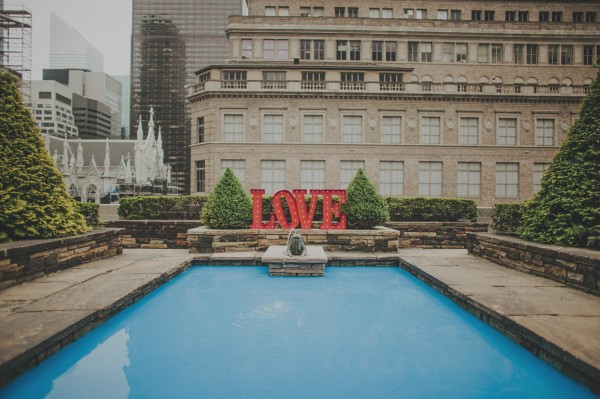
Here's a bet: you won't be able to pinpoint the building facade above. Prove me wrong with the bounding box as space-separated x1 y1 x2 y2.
188 0 600 207
49 12 103 72
131 0 244 194
27 79 79 139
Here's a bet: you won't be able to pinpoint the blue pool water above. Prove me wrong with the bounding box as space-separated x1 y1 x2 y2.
1 266 597 399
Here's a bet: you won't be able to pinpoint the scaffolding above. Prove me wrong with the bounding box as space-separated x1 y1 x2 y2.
0 5 32 101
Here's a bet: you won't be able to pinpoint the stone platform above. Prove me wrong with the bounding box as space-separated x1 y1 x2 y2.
262 245 328 276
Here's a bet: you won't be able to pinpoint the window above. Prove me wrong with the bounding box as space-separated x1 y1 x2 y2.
372 41 383 61
300 39 324 60
583 45 600 66
263 39 288 60
586 12 597 22
496 163 519 197
533 163 550 193
348 7 358 18
561 45 573 65
369 8 380 18
573 12 583 23
419 162 442 196
497 118 517 145
518 11 529 21
506 11 516 21
420 116 441 144
301 71 325 90
313 7 324 17
300 6 310 17
39 92 51 99
514 44 524 64
350 41 361 60
459 117 479 145
491 44 503 63
302 115 323 143
526 44 538 64
539 11 549 22
409 42 432 62
551 11 562 22
240 40 253 59
404 9 414 19
341 72 364 90
535 119 554 146
478 44 489 63
336 40 347 60
443 43 467 63
451 10 461 20
380 161 404 196
196 161 205 192
457 163 481 197
221 160 246 188
382 9 393 19
263 114 284 142
197 117 205 143
385 42 397 61
222 70 247 89
300 161 325 190
340 161 365 189
415 9 427 19
472 10 482 21
265 6 276 16
262 71 286 89
379 73 404 91
334 7 345 17
437 10 448 20
223 114 243 142
381 116 402 144
548 45 559 65
261 160 285 194
484 10 495 21
342 115 363 143
278 7 289 16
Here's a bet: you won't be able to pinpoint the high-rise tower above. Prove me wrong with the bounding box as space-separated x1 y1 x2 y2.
131 0 243 194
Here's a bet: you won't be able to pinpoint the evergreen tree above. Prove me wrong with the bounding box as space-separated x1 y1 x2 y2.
0 70 87 242
343 169 389 229
200 168 252 228
518 71 600 249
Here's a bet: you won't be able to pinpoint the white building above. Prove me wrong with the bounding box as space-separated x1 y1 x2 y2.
43 108 172 203
27 80 79 138
49 12 103 72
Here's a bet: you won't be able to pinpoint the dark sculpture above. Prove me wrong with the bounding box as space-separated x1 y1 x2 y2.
287 233 307 256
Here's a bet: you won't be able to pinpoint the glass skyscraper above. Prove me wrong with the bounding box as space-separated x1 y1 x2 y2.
131 0 243 194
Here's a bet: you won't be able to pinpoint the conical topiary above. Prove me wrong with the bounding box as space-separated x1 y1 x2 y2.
200 168 252 229
517 70 600 249
0 70 87 242
343 169 389 229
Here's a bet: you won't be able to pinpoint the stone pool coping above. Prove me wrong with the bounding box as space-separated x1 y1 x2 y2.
0 248 599 395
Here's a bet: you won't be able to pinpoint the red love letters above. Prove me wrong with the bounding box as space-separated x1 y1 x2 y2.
250 189 346 230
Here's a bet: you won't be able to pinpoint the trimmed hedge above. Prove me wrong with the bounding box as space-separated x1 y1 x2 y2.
118 195 208 220
386 197 477 222
77 202 100 227
491 203 522 234
0 70 86 242
200 168 252 229
343 169 389 229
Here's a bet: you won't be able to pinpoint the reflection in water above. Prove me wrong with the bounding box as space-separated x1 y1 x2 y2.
46 329 130 399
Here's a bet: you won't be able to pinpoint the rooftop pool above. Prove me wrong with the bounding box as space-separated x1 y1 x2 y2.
1 266 597 398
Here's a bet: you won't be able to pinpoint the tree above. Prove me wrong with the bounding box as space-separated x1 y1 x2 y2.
0 70 86 242
200 168 252 229
518 71 600 249
343 169 389 229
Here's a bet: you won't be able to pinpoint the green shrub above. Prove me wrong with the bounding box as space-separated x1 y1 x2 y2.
200 168 252 228
385 197 478 222
518 71 600 249
0 70 86 242
343 169 389 229
77 202 100 227
491 203 522 234
118 195 208 220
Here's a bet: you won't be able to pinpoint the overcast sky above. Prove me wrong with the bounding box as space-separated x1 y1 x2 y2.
6 0 132 79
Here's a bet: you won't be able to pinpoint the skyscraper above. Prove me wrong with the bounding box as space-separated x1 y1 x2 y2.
49 12 103 72
131 0 243 194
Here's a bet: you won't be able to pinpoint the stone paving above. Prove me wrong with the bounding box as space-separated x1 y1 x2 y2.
0 247 599 394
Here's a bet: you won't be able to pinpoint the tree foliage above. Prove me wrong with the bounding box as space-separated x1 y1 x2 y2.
0 70 86 242
200 168 252 228
343 169 389 229
517 71 600 249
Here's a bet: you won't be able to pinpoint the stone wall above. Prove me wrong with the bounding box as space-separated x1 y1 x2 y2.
467 232 600 296
0 228 123 290
104 220 200 249
387 222 488 249
187 227 400 253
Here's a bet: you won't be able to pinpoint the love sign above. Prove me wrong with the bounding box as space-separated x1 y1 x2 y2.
250 189 346 230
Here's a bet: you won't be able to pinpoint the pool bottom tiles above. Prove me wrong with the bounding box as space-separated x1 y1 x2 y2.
1 266 597 399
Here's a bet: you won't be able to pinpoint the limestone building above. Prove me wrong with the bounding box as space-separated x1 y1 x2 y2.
188 0 600 207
